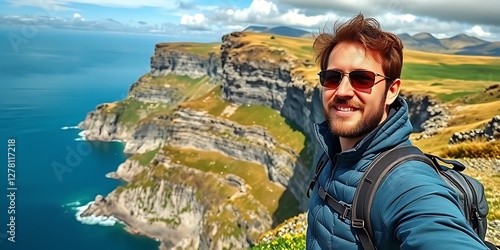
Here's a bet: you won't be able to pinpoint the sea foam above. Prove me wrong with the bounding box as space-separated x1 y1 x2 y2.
73 201 123 227
61 126 80 130
75 130 87 141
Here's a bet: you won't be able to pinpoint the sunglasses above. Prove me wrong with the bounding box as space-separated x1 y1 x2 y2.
318 70 392 89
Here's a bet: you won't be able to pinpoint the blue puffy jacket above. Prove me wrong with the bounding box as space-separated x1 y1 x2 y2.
306 96 488 249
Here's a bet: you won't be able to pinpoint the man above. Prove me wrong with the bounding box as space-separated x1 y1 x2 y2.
306 14 489 249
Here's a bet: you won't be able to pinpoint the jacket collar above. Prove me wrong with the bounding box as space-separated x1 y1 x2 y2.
314 96 413 162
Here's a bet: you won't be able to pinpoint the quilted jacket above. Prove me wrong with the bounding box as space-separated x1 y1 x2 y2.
306 96 488 249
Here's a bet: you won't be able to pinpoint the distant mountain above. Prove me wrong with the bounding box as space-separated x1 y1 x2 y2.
458 41 500 56
410 32 448 51
440 34 487 49
243 26 269 33
243 25 313 38
400 32 497 56
242 25 500 57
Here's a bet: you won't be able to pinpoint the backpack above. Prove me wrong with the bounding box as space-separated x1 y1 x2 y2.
307 144 498 250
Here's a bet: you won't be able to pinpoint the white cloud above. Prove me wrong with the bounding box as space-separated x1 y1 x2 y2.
180 13 210 30
73 12 84 21
211 0 328 29
399 14 416 23
466 25 492 38
277 9 325 28
227 24 245 30
230 0 280 22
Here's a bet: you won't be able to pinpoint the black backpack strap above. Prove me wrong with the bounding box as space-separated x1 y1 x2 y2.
307 152 329 198
425 153 466 171
351 145 437 250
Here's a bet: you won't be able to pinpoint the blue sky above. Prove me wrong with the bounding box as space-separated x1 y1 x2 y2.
1 0 499 42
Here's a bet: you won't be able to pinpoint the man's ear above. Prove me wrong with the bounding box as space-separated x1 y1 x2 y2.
385 78 401 105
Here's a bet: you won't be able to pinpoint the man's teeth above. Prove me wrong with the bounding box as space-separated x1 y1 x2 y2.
337 106 354 112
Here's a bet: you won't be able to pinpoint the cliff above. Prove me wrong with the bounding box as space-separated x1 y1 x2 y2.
78 35 314 248
84 152 273 249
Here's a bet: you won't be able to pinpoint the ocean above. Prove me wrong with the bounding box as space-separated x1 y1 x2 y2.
0 27 192 250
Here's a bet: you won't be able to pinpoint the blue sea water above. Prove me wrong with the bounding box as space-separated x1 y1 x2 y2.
0 27 188 250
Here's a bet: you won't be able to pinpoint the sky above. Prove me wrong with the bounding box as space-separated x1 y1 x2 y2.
1 0 499 43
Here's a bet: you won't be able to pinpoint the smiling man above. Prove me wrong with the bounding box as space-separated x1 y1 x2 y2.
306 13 490 249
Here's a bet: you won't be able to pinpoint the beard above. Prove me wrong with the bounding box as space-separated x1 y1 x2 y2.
323 95 386 138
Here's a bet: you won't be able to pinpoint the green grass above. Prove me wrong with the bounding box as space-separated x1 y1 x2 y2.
251 233 305 250
402 63 500 81
180 88 231 117
300 45 312 53
105 74 217 125
230 105 306 154
436 91 476 102
182 87 307 155
164 146 292 215
155 42 219 59
130 147 161 166
134 74 216 102
108 98 170 124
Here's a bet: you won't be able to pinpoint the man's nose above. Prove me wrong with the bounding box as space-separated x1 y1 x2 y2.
335 73 354 97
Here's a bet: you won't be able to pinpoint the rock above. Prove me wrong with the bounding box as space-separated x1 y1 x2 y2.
78 109 130 142
450 115 500 144
404 94 450 139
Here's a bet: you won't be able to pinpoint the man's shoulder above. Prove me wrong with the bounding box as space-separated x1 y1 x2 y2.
379 159 446 190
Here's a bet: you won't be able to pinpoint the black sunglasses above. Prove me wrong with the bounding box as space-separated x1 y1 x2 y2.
318 70 392 89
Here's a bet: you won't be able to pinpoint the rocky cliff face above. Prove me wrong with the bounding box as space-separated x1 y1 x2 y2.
219 32 324 207
403 93 450 139
123 107 298 187
220 33 291 111
80 32 319 249
128 74 185 105
151 44 221 81
83 153 273 250
78 103 130 141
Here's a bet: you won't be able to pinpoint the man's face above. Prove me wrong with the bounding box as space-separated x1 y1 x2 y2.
322 42 390 139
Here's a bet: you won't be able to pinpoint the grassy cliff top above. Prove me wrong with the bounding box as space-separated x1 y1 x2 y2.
155 42 220 59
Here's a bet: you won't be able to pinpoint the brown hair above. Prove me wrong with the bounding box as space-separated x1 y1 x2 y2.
313 13 404 86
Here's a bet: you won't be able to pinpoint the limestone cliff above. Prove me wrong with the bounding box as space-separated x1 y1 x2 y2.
151 43 221 81
122 106 300 186
83 150 273 249
77 103 131 141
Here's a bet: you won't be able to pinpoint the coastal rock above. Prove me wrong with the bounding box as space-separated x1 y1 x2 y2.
450 115 500 144
82 161 273 250
77 106 130 141
150 45 221 82
107 158 147 182
403 93 450 139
